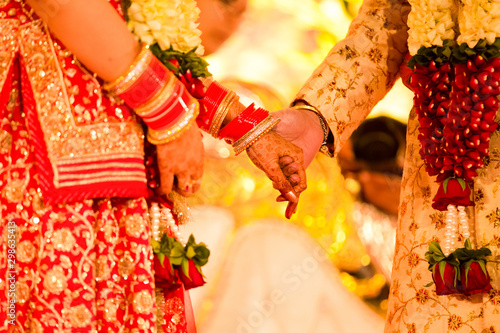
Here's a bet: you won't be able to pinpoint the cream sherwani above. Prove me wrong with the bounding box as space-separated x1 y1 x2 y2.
296 0 500 331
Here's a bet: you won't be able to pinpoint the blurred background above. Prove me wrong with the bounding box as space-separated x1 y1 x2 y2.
180 0 414 332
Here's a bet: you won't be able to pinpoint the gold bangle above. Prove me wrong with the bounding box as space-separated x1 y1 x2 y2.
103 44 151 93
209 92 239 137
147 98 200 145
232 116 281 155
291 102 332 156
291 103 319 114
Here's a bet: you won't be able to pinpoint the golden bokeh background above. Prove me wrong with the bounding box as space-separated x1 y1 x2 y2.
189 0 413 317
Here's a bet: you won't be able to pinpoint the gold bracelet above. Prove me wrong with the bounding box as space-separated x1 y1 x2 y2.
209 92 239 137
291 103 319 114
291 102 332 157
147 98 200 145
232 116 281 155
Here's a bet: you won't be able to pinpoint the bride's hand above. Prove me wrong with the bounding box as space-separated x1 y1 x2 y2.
246 131 306 219
156 124 204 197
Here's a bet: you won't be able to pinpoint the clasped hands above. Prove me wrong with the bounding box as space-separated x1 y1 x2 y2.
156 107 324 219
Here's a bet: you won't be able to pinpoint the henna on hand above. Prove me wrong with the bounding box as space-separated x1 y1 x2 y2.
246 131 307 219
156 124 204 197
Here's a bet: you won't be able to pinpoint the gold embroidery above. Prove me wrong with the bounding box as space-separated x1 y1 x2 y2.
44 266 67 294
52 228 76 252
68 304 92 328
165 297 186 332
486 208 500 228
448 314 464 331
96 255 111 281
17 20 146 188
0 19 17 90
0 130 12 154
406 323 416 333
431 211 445 230
415 288 429 304
103 299 119 322
118 251 135 279
133 290 154 314
489 289 500 305
17 240 35 263
124 214 147 238
57 171 146 181
156 288 166 333
58 176 147 188
30 319 44 333
7 87 19 112
16 279 30 305
2 178 25 203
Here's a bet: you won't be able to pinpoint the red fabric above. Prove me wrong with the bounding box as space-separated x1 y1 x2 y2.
18 56 148 206
0 2 195 332
0 75 194 330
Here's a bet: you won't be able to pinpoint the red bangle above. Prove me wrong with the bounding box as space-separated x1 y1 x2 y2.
197 81 229 131
104 45 198 144
218 104 270 143
117 55 171 109
138 80 193 131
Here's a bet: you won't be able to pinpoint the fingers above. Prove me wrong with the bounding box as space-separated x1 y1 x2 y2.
192 180 201 193
285 200 299 220
279 156 294 168
282 163 299 177
269 167 298 202
159 171 174 195
175 173 191 197
289 174 300 185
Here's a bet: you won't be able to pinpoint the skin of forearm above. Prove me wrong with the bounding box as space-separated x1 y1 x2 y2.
26 0 140 82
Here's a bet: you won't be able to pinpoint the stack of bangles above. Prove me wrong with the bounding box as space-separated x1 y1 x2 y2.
198 81 281 155
103 44 199 144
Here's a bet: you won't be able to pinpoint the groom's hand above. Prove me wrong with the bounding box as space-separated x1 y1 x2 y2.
272 108 325 168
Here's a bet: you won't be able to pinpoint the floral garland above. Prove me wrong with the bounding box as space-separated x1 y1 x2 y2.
121 0 211 291
122 0 210 97
405 0 500 295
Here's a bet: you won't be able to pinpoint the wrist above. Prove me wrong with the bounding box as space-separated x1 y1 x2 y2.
291 103 333 157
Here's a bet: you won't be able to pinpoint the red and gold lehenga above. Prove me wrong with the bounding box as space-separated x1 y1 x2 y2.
0 1 195 332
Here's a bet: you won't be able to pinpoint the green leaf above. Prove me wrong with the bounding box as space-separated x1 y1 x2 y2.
181 258 191 281
186 246 197 259
157 253 165 266
424 281 435 288
428 241 443 255
464 260 472 286
457 178 466 191
464 238 472 250
443 178 450 194
478 260 488 276
439 261 447 282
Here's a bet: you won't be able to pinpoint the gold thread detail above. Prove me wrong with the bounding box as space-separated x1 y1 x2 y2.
232 116 281 155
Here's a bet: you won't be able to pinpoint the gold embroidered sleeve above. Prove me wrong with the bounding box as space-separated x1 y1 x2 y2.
295 0 410 156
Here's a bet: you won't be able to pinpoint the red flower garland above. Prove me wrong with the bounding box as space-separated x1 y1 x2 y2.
409 40 499 296
410 55 500 209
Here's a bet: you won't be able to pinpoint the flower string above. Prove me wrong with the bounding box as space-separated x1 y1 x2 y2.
407 0 499 295
121 0 211 97
126 0 203 55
